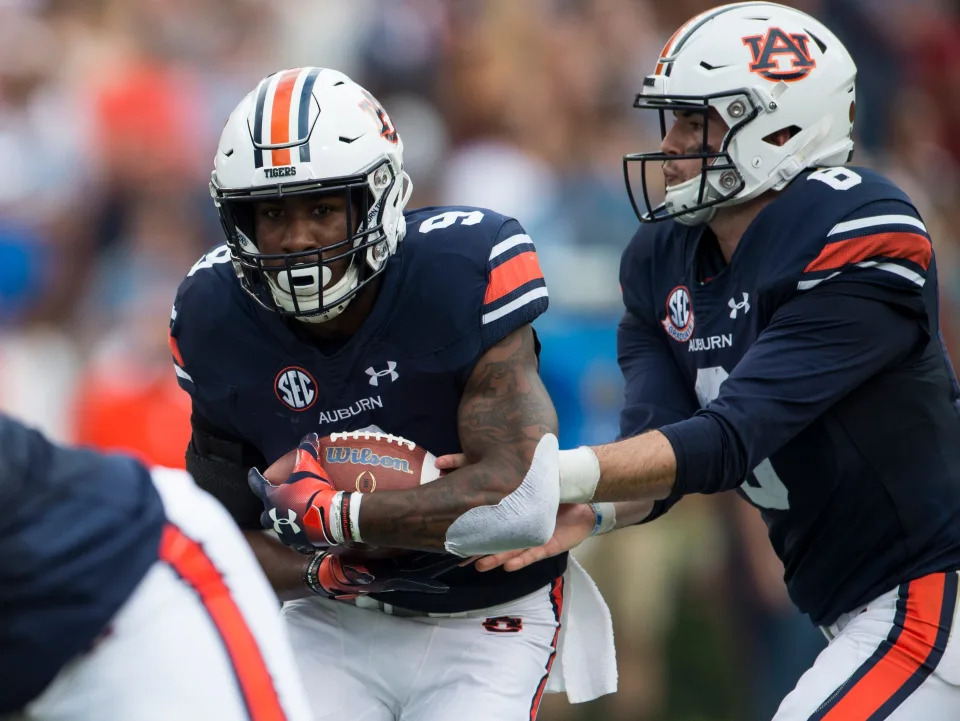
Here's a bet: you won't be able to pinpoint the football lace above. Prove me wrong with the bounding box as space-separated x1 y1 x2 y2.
329 430 417 450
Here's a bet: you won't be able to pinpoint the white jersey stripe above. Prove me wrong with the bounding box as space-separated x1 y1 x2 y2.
174 365 194 383
797 271 841 290
481 287 549 325
797 261 926 290
828 215 927 237
857 260 926 287
488 234 534 262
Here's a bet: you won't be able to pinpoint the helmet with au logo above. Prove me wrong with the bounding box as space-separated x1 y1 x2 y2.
211 67 413 321
624 2 857 225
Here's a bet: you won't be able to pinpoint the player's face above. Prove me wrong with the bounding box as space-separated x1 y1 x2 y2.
253 191 357 278
660 108 729 188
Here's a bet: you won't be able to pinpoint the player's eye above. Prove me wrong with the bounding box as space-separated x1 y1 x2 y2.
259 206 283 220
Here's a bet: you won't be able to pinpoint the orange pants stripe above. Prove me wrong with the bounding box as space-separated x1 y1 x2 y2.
810 571 958 721
159 524 288 721
529 575 565 720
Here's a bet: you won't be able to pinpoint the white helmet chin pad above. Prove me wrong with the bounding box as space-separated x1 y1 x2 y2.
267 260 360 323
665 176 719 226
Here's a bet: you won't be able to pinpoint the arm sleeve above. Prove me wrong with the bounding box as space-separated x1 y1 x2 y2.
618 310 699 436
185 411 267 529
659 282 928 496
617 310 699 522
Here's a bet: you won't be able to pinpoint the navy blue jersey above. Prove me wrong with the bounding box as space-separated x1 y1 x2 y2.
171 205 564 612
0 415 165 712
618 167 960 626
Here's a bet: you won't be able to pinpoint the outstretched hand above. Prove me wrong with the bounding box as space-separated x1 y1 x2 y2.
474 503 596 572
434 451 592 570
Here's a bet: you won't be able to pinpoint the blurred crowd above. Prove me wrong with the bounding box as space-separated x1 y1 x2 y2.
3 0 960 719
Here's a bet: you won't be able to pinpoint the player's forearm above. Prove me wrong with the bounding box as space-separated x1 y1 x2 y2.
356 457 528 551
611 500 657 528
243 530 313 601
357 326 558 551
561 430 677 504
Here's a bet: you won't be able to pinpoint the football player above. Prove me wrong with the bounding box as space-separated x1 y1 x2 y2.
461 2 960 718
0 413 312 720
171 67 612 720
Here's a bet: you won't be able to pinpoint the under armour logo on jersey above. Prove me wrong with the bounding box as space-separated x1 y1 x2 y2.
728 292 751 319
366 361 399 386
268 508 301 535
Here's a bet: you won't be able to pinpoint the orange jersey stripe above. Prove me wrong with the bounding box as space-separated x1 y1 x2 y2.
269 69 300 167
804 232 931 274
160 525 288 721
484 251 544 305
820 573 947 721
529 576 564 720
168 332 184 367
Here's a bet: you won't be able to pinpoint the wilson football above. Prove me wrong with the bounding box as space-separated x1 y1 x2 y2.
262 428 441 560
263 428 440 492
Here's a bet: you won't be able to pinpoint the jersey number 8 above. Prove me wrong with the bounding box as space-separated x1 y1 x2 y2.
695 366 790 511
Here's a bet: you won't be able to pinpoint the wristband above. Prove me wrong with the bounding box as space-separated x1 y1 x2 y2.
589 502 617 536
348 492 363 543
326 491 354 544
303 551 328 596
558 446 601 503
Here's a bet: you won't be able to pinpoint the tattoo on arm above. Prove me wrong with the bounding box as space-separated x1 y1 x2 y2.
358 325 558 550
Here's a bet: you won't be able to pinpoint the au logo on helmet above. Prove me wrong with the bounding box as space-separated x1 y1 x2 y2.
358 88 398 144
742 28 816 82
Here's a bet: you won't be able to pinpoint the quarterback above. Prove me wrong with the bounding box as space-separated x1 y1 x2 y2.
471 3 960 719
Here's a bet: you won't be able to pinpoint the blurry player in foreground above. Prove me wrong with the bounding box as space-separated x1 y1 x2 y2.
0 413 311 720
451 3 960 719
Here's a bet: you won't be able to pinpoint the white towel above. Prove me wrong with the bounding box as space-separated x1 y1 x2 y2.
545 555 618 702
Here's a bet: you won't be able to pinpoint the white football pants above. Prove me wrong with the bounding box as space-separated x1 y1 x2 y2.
283 577 565 721
774 571 960 720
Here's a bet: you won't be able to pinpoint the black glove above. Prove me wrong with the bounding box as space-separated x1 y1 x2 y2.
303 550 463 599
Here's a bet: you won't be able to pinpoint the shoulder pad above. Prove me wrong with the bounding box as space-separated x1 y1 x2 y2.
755 168 930 306
400 206 549 351
170 244 249 389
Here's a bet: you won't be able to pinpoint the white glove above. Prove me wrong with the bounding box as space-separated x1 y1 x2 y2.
444 434 560 557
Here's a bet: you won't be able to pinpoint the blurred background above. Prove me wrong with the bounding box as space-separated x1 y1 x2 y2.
3 0 959 718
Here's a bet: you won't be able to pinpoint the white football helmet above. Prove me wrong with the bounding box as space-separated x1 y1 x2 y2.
624 2 857 225
211 67 413 321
